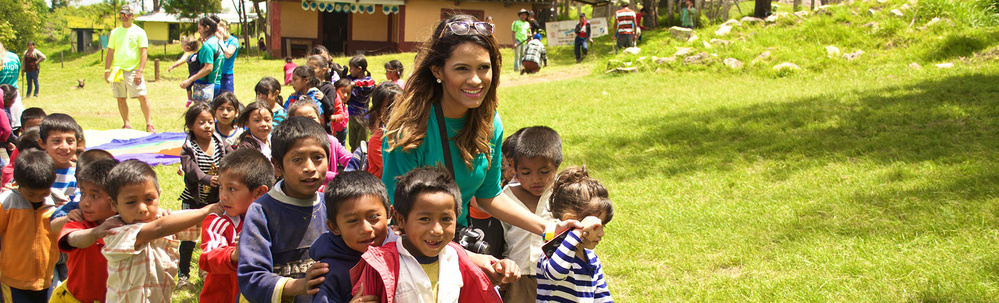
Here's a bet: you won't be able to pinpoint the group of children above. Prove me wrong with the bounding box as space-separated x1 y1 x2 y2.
0 52 615 303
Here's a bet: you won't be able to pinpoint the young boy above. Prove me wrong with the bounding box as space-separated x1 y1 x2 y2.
352 167 501 303
102 160 222 302
199 148 275 303
500 126 562 303
52 157 120 303
310 171 396 303
37 113 83 205
238 116 332 303
0 150 59 302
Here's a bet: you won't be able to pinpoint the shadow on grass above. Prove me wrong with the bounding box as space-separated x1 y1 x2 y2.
579 72 999 236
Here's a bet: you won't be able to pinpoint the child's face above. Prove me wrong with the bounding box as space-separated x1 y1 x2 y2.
22 118 42 129
218 170 266 217
247 109 273 141
396 191 457 258
190 111 215 141
385 69 398 81
19 187 51 204
578 211 608 250
291 74 309 92
275 138 328 199
182 44 191 52
215 102 238 126
349 65 363 78
501 156 515 184
40 130 78 168
78 180 116 223
291 106 322 125
73 139 86 163
337 87 351 101
329 194 391 253
311 64 326 79
111 179 161 224
515 157 557 196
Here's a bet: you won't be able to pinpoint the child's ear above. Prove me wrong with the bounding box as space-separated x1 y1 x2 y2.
560 213 577 222
386 205 394 221
251 185 269 198
327 220 341 236
36 138 45 149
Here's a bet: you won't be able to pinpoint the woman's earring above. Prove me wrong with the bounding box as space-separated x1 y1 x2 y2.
436 78 442 83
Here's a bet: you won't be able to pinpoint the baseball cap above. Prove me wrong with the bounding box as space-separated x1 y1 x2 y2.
120 5 135 15
518 9 529 15
620 0 630 5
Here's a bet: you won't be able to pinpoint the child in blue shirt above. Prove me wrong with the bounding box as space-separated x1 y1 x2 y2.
345 55 375 151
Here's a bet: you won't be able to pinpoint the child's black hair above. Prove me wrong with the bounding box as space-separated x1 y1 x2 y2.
502 128 527 160
324 171 390 223
331 62 346 80
334 78 353 91
511 126 563 167
271 116 330 168
254 76 282 104
236 101 274 128
13 150 56 190
393 166 461 219
77 158 119 191
348 55 371 77
366 82 402 130
384 60 404 78
549 166 614 224
76 149 117 178
20 107 46 127
17 128 41 152
39 113 83 141
211 92 245 126
199 15 219 37
106 159 160 203
285 57 293 63
0 84 16 109
287 99 320 121
292 65 320 90
307 55 330 79
310 45 329 56
218 148 275 191
183 102 213 138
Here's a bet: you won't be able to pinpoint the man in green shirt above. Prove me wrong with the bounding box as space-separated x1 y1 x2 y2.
104 4 155 133
511 9 531 72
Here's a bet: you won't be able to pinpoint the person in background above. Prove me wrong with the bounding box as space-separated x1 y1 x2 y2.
383 60 405 88
21 41 46 98
283 57 297 86
681 0 697 28
216 19 240 94
512 9 531 73
614 0 637 51
257 37 266 55
520 34 547 75
574 13 593 63
105 5 155 133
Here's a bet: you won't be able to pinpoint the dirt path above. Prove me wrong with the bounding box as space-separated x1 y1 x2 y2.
500 64 593 87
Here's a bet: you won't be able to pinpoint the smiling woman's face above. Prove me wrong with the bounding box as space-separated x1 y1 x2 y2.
432 42 492 118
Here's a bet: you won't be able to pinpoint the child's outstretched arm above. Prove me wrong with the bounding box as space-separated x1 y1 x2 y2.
63 218 123 249
199 214 239 274
168 52 191 72
134 203 221 249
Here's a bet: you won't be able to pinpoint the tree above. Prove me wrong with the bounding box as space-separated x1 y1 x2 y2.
163 0 221 20
0 0 45 53
754 0 772 18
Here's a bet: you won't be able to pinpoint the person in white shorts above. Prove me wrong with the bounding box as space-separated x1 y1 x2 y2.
104 4 156 133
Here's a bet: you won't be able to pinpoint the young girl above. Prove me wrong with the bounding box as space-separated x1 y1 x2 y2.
345 55 376 151
211 92 244 148
178 102 232 288
384 59 405 88
331 78 352 146
308 54 337 134
235 101 274 160
365 82 401 178
285 66 325 115
537 167 613 302
286 99 351 190
254 76 286 127
168 37 203 106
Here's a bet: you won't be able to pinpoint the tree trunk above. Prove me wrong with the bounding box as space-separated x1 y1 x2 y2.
643 0 657 28
793 0 801 11
694 0 704 26
811 0 816 10
666 0 675 26
153 0 161 11
754 0 772 18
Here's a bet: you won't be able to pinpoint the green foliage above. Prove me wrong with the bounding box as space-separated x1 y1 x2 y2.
0 0 46 53
163 0 222 20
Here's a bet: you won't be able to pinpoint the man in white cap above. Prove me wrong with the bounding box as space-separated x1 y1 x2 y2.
105 4 156 133
614 0 637 51
512 9 531 72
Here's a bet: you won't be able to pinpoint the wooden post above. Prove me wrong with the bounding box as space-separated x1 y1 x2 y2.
60 51 64 68
154 59 160 82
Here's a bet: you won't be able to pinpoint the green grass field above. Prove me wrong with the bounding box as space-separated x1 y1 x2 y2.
20 0 999 301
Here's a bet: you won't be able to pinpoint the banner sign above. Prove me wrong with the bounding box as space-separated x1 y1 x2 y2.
544 18 608 47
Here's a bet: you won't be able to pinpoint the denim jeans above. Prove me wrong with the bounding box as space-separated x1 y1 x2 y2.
574 37 589 62
25 71 39 96
514 41 528 72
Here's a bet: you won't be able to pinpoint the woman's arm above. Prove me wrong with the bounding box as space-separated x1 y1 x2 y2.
181 64 213 89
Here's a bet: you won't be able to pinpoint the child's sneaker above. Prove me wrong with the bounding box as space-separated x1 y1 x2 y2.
176 274 191 290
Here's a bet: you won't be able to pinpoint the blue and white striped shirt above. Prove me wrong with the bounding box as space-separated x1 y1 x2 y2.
537 230 613 303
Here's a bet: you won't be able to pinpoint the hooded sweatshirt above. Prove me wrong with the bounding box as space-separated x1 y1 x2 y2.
308 229 398 303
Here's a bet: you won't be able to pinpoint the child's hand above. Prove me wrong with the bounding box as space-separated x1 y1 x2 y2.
314 91 325 101
94 217 125 237
285 262 329 296
205 203 224 216
230 246 240 264
554 219 583 236
490 258 521 286
67 209 85 222
350 283 379 303
210 175 219 187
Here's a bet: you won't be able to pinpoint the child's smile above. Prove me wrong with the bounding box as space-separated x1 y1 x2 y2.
330 194 390 253
398 191 457 258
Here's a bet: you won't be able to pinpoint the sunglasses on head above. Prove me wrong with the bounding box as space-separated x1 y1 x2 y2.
439 21 494 38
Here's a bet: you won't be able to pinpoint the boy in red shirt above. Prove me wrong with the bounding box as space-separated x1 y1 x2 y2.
199 148 275 303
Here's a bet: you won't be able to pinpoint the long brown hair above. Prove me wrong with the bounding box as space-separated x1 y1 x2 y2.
383 14 502 169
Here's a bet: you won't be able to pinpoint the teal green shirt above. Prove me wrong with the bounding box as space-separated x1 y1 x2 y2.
200 36 223 84
0 51 19 88
382 107 504 226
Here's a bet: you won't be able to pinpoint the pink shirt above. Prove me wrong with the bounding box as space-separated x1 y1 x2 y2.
283 62 298 85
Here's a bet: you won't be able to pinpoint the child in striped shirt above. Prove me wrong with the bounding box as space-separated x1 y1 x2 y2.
537 166 613 303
